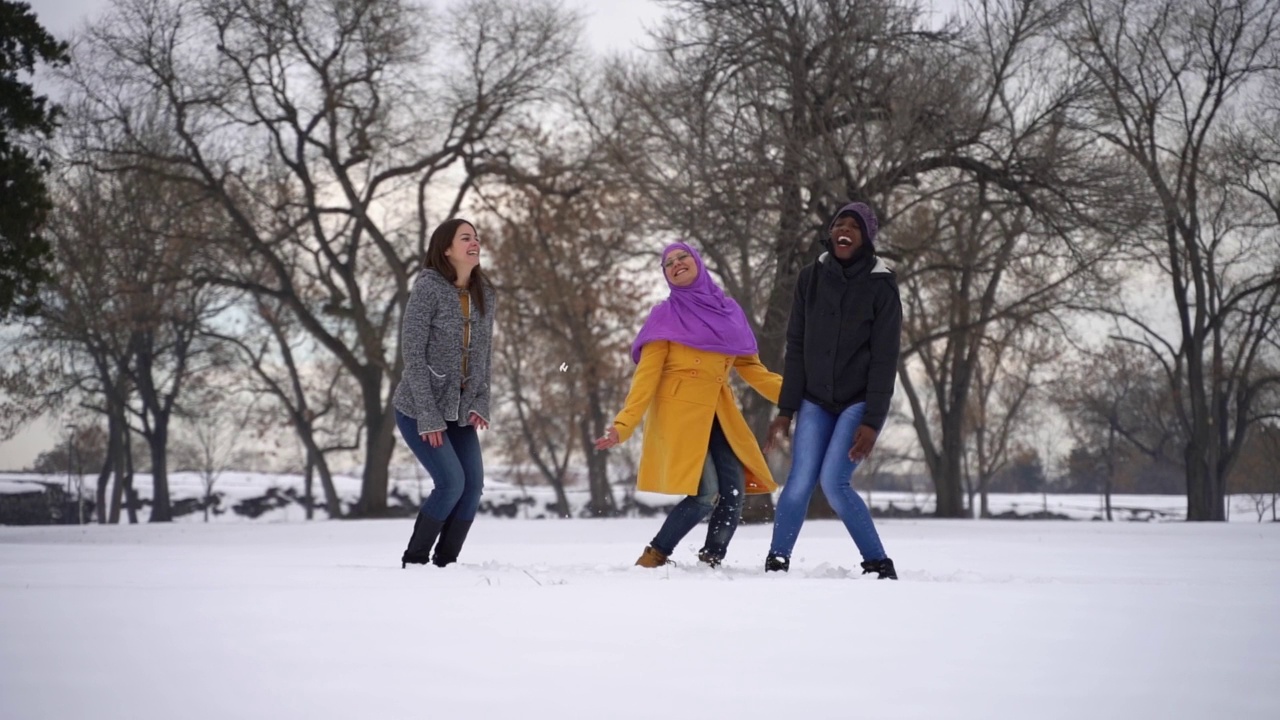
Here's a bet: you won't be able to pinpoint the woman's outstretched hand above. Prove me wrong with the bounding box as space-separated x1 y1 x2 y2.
469 412 489 430
763 415 792 453
594 426 621 450
420 430 444 448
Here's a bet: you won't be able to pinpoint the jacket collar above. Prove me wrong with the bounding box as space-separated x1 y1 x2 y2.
817 252 893 276
421 267 464 289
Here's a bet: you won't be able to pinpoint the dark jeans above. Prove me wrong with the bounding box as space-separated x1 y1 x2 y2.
396 410 484 523
651 418 745 560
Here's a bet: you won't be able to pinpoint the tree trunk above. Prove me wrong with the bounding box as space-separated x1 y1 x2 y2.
304 454 314 521
146 417 172 522
757 140 807 373
935 407 967 517
1185 434 1225 521
579 416 617 518
580 385 617 518
108 409 125 523
297 428 341 518
95 448 111 524
548 472 571 519
123 435 138 525
352 372 394 517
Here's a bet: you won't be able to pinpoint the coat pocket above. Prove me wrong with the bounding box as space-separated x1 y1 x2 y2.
425 364 449 395
657 376 682 398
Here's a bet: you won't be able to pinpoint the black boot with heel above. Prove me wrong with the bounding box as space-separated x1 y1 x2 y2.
431 516 474 567
860 558 898 580
401 513 444 568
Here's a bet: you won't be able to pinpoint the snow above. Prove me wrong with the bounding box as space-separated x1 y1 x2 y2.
1 518 1277 719
4 471 1274 523
0 479 50 495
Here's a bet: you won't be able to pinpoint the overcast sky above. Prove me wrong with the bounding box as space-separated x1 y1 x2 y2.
27 0 671 53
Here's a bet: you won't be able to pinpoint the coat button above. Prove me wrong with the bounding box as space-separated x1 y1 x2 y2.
691 370 698 377
694 358 701 364
716 377 723 383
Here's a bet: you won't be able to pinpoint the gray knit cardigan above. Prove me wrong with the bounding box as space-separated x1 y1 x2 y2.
393 268 495 435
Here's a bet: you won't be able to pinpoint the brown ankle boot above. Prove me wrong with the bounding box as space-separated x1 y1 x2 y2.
635 545 669 568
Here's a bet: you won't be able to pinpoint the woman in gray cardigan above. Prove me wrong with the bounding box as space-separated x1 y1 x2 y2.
395 218 495 568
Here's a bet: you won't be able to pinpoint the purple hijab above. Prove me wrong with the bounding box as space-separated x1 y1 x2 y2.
630 242 758 363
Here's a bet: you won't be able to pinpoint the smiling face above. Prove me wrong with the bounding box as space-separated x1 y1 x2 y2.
663 248 699 287
443 222 481 272
830 214 864 261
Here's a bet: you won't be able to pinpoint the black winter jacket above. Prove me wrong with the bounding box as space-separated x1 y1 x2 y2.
777 251 902 430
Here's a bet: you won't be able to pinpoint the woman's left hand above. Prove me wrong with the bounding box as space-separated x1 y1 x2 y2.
469 412 489 430
849 425 878 462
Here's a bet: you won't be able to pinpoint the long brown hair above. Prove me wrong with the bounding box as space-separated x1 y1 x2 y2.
424 218 490 315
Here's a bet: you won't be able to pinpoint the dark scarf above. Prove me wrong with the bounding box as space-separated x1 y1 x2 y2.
835 242 874 269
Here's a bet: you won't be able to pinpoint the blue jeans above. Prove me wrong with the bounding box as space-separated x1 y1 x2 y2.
768 400 887 561
396 410 484 523
651 418 745 560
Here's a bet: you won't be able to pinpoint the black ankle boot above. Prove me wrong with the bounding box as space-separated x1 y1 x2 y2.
860 558 897 580
401 513 444 568
431 517 474 567
765 554 789 572
697 548 723 568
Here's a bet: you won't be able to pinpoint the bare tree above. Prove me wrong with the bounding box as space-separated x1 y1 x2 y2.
965 322 1056 517
598 0 972 376
481 137 648 517
10 144 221 523
208 298 358 517
893 184 1117 517
172 388 249 522
597 0 1128 517
1055 342 1185 517
1060 0 1280 520
1229 421 1279 521
491 306 577 518
65 0 584 516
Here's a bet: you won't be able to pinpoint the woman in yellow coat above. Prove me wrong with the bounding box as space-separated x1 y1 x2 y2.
595 241 781 568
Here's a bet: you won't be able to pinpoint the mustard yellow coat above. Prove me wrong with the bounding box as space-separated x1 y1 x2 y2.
613 340 782 496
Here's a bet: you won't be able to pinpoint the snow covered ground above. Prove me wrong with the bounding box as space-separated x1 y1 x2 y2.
1 518 1277 719
3 470 1276 522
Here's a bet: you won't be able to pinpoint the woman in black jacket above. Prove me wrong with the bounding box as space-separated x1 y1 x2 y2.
763 202 900 579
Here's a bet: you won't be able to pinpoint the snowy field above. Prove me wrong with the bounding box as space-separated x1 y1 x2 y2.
1 518 1277 719
3 471 1277 522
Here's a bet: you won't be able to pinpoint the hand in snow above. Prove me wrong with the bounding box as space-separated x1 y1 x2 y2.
594 426 620 450
849 425 878 462
469 412 489 430
763 415 792 453
421 430 444 448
